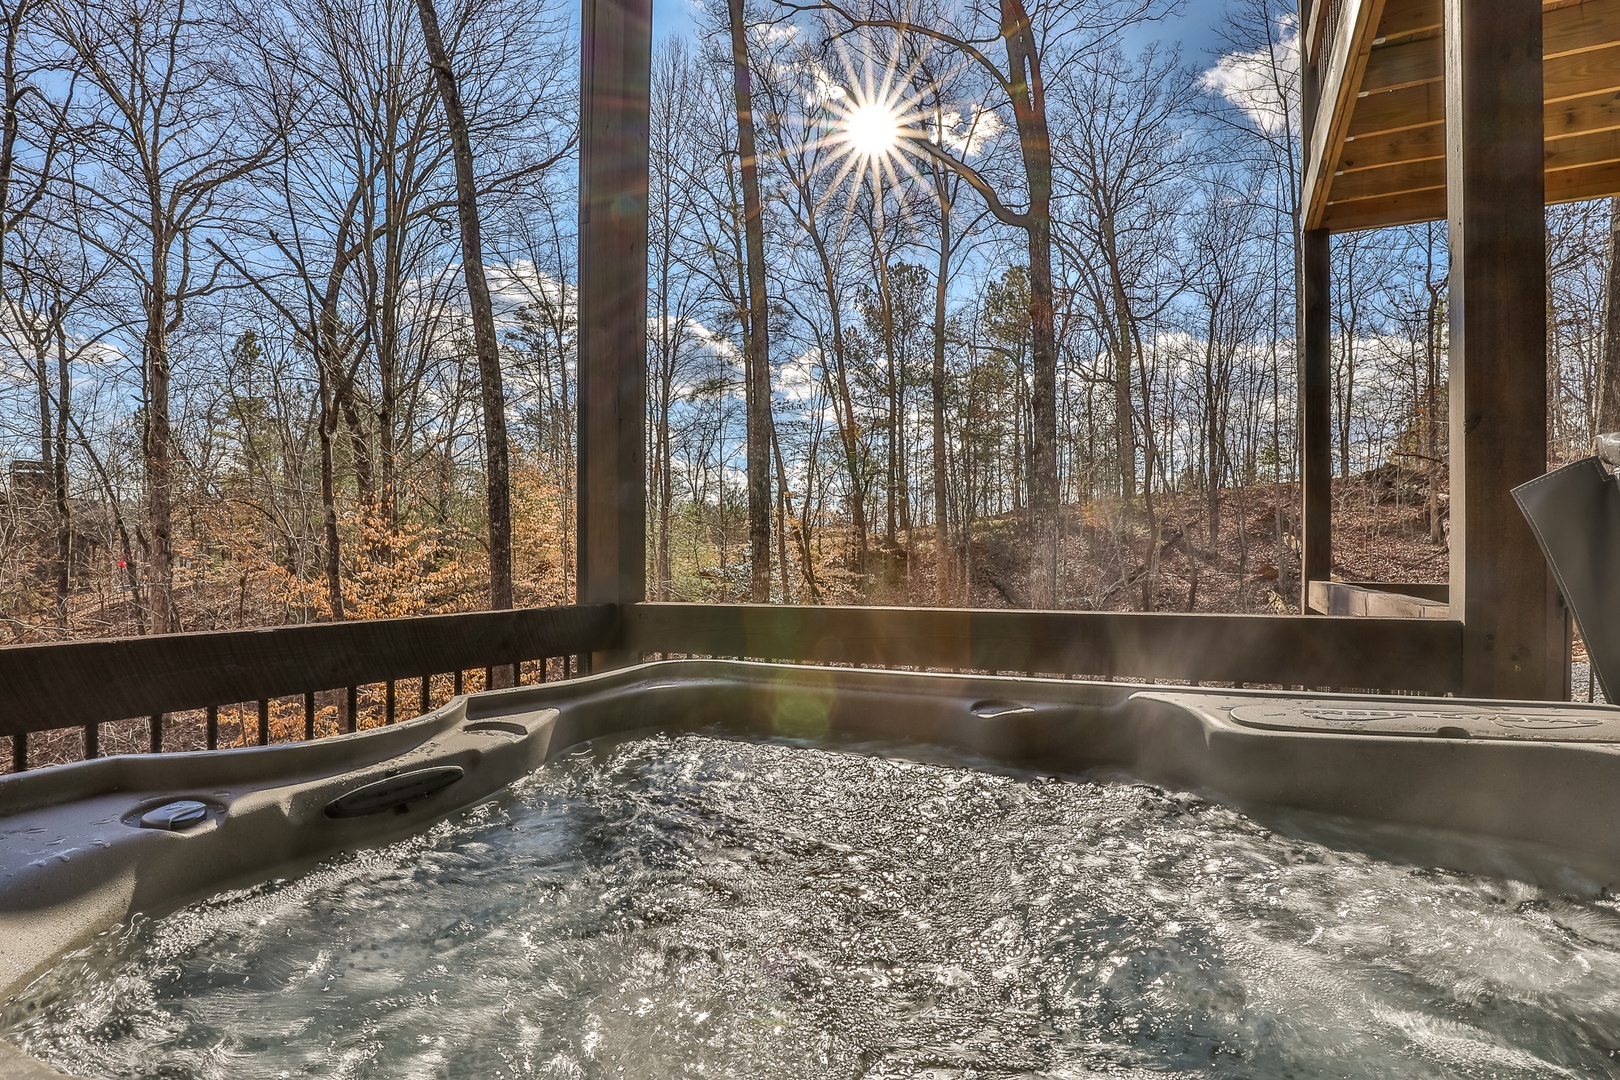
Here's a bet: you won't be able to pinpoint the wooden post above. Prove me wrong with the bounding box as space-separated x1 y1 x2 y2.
1298 6 1331 610
576 0 650 667
1445 0 1564 699
1300 227 1332 607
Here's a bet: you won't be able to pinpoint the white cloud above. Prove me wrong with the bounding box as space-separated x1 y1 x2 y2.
933 106 1001 157
1200 16 1300 136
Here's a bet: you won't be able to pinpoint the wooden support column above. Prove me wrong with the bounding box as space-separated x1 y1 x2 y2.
577 0 650 668
1300 227 1332 608
1299 5 1332 610
1445 0 1563 699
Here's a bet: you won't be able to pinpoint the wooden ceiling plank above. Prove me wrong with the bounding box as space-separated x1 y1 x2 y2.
1321 185 1446 231
1377 0 1441 41
1545 157 1620 200
1337 121 1443 171
1355 36 1620 125
1328 156 1444 200
1361 36 1441 95
1546 124 1620 167
1347 82 1443 139
1330 126 1620 217
1545 0 1620 59
1547 88 1620 138
1547 40 1620 100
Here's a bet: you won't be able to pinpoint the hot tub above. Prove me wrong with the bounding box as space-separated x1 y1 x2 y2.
6 660 1620 1078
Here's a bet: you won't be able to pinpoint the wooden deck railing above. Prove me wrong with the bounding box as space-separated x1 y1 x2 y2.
0 600 1479 775
0 604 617 773
622 603 1464 695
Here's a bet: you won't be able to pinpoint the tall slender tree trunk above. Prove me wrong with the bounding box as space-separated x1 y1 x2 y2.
416 0 514 627
727 0 773 602
317 351 345 620
770 418 793 600
932 166 952 604
143 260 177 633
1002 0 1058 607
54 304 71 626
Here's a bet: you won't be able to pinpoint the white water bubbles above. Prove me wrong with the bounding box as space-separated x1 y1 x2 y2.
7 733 1620 1079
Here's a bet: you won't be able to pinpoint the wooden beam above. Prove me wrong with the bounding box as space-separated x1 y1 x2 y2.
1306 0 1391 230
1301 227 1333 610
1342 580 1450 601
576 0 650 667
1304 0 1333 64
1446 0 1565 699
624 604 1464 692
1307 581 1450 617
0 605 619 737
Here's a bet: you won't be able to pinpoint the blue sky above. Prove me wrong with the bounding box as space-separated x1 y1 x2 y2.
651 0 1238 65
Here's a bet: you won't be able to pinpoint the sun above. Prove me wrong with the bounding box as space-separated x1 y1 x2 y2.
843 101 902 159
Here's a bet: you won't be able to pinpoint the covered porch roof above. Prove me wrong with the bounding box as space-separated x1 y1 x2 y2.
1306 0 1620 231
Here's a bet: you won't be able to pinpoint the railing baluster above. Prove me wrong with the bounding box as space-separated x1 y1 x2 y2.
258 699 270 745
206 705 219 750
84 722 98 759
149 713 163 753
13 732 28 773
385 680 396 725
346 686 358 733
453 669 463 695
538 657 548 684
483 666 493 690
303 691 315 741
419 675 430 714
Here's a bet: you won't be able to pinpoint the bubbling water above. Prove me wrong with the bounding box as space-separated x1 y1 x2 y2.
7 733 1620 1079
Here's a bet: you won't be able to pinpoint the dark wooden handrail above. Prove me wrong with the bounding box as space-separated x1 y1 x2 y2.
624 603 1463 694
0 603 617 740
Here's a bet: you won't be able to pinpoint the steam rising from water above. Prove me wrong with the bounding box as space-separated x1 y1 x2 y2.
7 734 1620 1078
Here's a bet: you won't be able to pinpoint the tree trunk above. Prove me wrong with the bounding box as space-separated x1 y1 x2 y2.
1002 0 1058 607
144 288 178 633
53 305 71 626
316 334 346 621
932 163 952 604
726 0 773 602
416 0 514 628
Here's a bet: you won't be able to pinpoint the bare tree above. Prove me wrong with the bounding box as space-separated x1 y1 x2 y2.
46 0 277 631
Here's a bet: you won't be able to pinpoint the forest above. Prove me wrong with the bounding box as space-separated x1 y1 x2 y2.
0 0 1614 643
